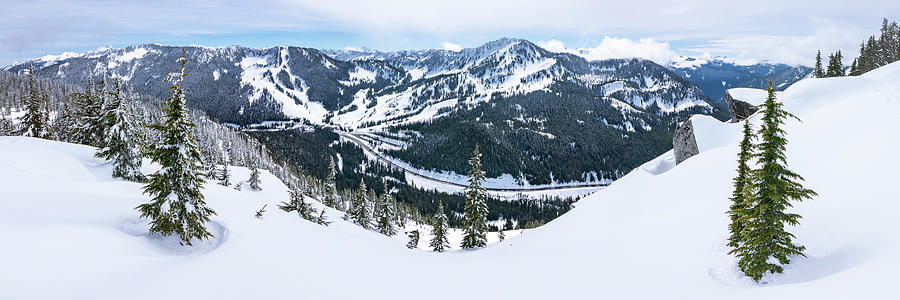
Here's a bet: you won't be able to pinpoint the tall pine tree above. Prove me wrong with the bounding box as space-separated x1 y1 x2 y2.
323 156 338 208
730 84 817 282
16 67 50 139
347 179 371 229
248 166 262 191
461 145 489 249
825 51 844 77
727 120 755 248
813 50 824 78
96 78 145 182
136 50 216 246
218 151 231 186
374 180 397 236
430 201 450 252
72 77 107 145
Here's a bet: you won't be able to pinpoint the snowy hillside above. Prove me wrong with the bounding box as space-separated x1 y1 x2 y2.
2 61 899 299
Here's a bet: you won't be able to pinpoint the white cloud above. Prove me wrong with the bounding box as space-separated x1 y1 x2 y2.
441 41 462 52
1 0 898 65
682 18 869 65
539 37 677 65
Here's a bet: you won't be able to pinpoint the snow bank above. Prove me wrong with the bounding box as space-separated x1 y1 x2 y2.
2 62 900 299
727 87 770 106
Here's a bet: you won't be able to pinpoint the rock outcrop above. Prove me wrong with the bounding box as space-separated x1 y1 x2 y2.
724 90 761 122
673 118 699 164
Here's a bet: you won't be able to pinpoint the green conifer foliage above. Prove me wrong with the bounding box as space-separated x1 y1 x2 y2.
136 50 216 246
407 229 420 249
324 157 338 208
16 68 50 139
347 179 371 229
218 153 231 186
814 50 824 78
730 84 817 282
374 180 397 236
95 79 145 182
727 120 755 248
429 201 450 252
72 77 107 145
825 51 845 77
248 167 262 191
461 145 489 249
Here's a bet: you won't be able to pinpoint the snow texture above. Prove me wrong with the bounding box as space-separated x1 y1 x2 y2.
3 62 900 299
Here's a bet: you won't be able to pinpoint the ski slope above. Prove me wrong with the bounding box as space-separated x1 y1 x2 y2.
2 62 900 299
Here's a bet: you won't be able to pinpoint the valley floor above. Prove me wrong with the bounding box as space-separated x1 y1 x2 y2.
2 62 900 299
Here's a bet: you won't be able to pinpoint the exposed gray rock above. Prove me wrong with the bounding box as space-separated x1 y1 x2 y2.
725 90 760 122
673 118 699 164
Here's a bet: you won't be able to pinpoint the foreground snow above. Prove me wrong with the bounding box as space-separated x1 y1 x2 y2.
2 62 900 299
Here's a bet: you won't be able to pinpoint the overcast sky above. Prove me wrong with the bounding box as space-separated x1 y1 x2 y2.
1 0 898 66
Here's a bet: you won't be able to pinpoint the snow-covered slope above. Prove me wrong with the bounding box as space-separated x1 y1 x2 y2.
3 62 899 299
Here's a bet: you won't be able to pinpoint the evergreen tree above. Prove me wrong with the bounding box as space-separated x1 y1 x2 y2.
16 67 50 139
406 230 420 249
218 152 231 186
95 78 145 182
255 204 267 219
72 77 107 145
347 179 371 229
248 167 262 191
461 145 489 249
323 156 338 208
280 186 317 221
727 120 755 248
848 58 859 76
825 51 844 77
374 180 397 236
730 84 818 282
429 201 450 252
813 50 824 78
497 228 505 242
136 50 216 246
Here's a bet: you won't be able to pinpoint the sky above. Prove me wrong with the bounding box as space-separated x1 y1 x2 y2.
1 0 898 67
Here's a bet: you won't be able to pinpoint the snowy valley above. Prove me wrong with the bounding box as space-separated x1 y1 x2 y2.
2 54 899 300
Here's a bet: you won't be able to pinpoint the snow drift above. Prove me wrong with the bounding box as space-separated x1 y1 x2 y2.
2 62 900 299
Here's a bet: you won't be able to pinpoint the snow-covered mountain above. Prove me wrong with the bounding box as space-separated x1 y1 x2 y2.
5 38 722 127
4 39 726 185
3 61 899 299
669 56 813 109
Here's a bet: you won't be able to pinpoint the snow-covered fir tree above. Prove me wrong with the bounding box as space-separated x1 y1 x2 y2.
16 68 50 139
136 50 216 246
72 77 107 146
429 201 450 252
323 156 337 208
218 152 231 186
407 229 420 249
730 84 818 282
280 187 317 222
95 78 144 182
727 120 755 248
248 166 262 191
374 180 396 236
346 179 371 229
461 145 489 249
497 228 505 242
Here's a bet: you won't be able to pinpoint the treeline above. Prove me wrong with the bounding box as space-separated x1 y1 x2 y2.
250 125 576 228
815 18 900 77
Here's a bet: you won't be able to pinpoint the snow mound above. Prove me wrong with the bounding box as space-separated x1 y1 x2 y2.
726 87 770 106
2 61 900 299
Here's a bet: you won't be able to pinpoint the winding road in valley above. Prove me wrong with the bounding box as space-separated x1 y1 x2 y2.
338 131 610 193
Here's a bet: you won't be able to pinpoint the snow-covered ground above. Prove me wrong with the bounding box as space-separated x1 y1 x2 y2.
3 61 900 299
